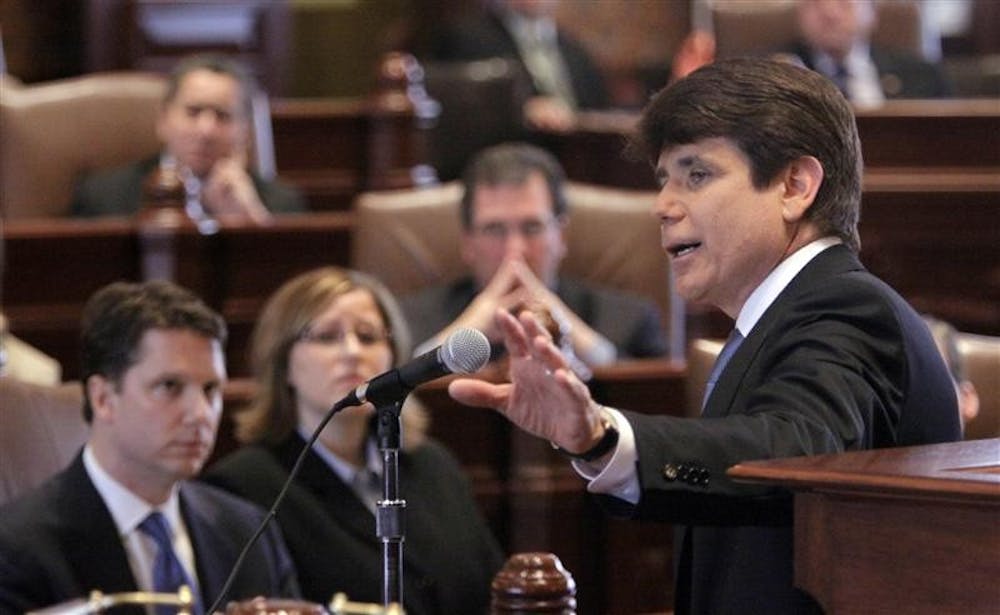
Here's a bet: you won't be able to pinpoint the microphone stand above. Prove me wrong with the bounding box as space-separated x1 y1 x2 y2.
375 400 406 609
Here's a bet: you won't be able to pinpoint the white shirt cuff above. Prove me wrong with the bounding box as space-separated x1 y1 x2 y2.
571 407 640 504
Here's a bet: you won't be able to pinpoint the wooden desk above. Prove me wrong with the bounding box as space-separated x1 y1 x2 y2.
729 439 1000 614
218 359 687 615
2 213 353 379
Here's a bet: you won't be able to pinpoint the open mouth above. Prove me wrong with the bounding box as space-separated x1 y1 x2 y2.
667 242 702 258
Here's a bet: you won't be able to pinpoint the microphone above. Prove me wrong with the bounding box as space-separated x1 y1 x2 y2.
205 329 490 614
344 327 491 407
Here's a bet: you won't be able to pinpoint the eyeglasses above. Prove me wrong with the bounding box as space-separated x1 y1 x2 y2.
297 323 390 348
473 217 558 240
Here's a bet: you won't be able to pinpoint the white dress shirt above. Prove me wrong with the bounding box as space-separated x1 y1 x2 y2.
83 445 200 598
811 43 885 109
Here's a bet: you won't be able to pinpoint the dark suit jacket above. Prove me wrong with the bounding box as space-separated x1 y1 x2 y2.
0 454 300 615
604 245 961 614
430 9 609 110
401 276 668 360
784 41 952 99
70 156 306 218
202 433 504 615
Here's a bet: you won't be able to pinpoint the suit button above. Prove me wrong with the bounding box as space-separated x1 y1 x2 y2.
662 464 679 481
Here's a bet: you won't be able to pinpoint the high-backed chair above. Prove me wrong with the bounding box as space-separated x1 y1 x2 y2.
422 58 527 182
351 181 684 360
958 332 1000 441
0 378 88 505
0 72 164 218
0 70 275 219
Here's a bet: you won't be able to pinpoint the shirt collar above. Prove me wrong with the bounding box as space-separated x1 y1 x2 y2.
83 444 183 538
297 426 381 484
502 11 557 46
735 237 841 337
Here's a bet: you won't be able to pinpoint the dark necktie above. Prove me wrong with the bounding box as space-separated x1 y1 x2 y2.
702 329 745 411
138 511 200 615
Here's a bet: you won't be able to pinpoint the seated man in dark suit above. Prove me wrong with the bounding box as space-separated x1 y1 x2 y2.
0 281 300 613
778 0 950 106
428 0 609 132
71 54 304 224
400 142 668 372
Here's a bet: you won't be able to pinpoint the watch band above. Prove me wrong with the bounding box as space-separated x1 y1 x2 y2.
553 415 620 462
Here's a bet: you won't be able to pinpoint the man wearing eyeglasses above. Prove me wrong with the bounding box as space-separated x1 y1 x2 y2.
401 142 668 368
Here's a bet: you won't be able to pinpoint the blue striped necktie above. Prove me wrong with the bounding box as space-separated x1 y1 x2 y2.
702 329 745 411
138 511 201 615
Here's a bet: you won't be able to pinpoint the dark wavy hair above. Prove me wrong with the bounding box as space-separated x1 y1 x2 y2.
80 280 227 422
629 57 862 252
460 142 568 229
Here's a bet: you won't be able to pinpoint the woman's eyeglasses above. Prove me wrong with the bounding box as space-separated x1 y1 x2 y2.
297 323 390 348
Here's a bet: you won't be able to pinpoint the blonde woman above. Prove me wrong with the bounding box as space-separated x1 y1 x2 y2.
204 267 502 614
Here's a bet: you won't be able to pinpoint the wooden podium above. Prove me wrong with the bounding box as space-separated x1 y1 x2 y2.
729 439 1000 614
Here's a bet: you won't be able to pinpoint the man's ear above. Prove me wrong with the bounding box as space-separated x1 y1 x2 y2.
86 374 117 422
780 155 824 224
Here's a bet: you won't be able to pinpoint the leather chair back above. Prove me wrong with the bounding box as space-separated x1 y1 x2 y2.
0 378 88 505
0 71 275 219
351 181 684 360
1 72 165 218
422 58 528 182
958 332 1000 440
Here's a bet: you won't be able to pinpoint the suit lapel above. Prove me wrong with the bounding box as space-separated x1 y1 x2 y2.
181 483 238 608
57 456 141 596
273 435 376 544
703 246 865 418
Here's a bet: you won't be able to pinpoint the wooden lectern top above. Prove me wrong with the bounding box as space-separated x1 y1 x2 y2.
729 438 1000 500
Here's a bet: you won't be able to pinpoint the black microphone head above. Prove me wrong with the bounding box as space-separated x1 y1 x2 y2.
440 328 490 374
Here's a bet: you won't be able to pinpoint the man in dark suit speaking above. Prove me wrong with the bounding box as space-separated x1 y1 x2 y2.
0 281 300 613
448 58 961 614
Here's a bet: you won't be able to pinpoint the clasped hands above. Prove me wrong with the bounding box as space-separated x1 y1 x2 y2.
448 305 608 457
452 258 570 344
450 258 615 367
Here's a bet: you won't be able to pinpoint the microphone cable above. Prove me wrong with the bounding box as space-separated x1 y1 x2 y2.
205 394 356 614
